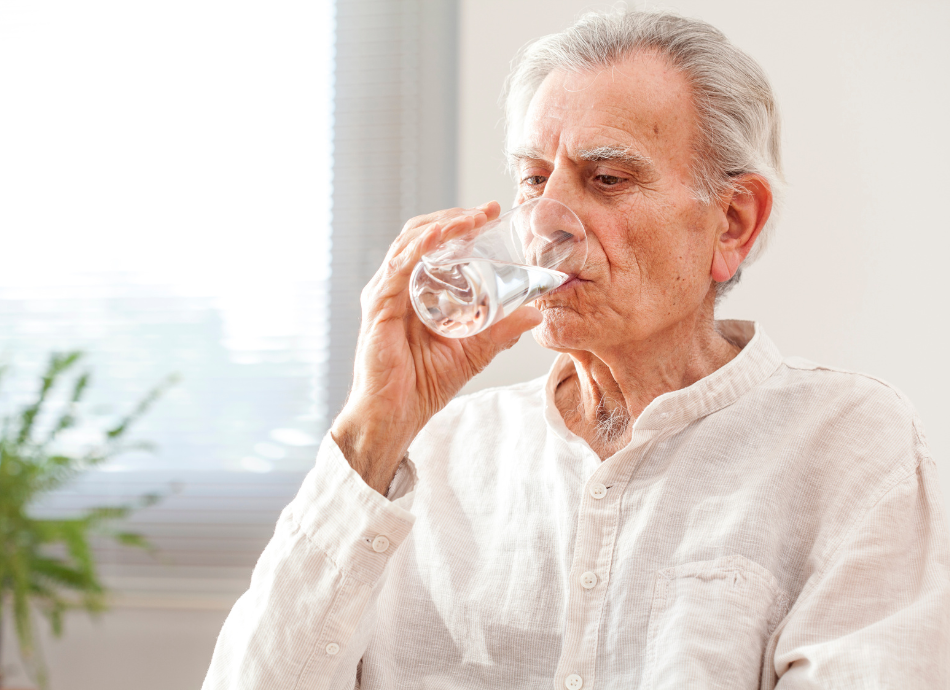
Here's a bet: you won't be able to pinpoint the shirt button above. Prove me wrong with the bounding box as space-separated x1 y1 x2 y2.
325 642 340 655
581 571 598 589
371 535 390 553
565 673 583 689
589 483 607 499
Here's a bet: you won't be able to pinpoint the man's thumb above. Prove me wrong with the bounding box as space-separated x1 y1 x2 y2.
488 305 543 348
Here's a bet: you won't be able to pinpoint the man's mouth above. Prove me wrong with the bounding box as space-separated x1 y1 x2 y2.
546 274 584 296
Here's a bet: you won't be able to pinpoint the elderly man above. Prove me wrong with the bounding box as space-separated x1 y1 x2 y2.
204 10 950 690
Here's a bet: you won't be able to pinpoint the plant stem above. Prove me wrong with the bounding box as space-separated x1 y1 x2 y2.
0 601 5 689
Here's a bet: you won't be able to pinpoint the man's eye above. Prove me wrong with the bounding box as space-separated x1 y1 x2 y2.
521 175 546 186
596 174 623 186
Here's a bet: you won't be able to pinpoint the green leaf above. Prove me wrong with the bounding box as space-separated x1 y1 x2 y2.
83 505 133 524
70 371 90 404
48 603 64 637
16 351 83 446
31 558 98 593
42 370 91 445
105 372 180 439
0 352 175 686
113 532 150 550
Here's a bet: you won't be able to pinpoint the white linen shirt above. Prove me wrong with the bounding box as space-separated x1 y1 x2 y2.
203 321 950 689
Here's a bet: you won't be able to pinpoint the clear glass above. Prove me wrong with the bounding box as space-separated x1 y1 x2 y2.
410 197 587 338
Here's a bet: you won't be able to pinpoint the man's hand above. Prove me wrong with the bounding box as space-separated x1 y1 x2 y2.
330 201 543 494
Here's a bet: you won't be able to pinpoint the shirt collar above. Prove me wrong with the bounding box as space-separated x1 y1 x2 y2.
542 320 783 436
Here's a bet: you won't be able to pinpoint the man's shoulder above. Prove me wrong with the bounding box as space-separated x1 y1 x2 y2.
777 355 918 415
763 355 930 468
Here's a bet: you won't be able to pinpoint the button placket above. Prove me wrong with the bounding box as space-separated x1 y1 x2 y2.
552 471 615 690
557 434 656 689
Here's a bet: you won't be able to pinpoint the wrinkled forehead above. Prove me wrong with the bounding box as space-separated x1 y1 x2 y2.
511 55 699 169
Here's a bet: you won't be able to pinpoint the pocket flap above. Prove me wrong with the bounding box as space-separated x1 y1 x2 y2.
645 555 789 690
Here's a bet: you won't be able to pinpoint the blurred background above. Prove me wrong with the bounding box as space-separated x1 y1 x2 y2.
0 0 947 687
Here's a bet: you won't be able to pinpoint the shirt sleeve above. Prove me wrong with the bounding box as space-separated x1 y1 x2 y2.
202 433 417 690
773 455 950 688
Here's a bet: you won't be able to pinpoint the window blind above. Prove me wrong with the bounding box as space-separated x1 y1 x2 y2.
329 0 459 416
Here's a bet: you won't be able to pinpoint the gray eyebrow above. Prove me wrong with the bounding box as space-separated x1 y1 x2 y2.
506 144 656 175
506 146 547 170
578 145 656 174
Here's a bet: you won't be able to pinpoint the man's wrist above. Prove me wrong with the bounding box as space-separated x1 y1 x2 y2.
330 410 416 495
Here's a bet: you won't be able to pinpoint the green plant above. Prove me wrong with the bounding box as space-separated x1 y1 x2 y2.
0 352 177 689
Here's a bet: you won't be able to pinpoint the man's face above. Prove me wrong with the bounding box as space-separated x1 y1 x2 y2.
512 52 726 357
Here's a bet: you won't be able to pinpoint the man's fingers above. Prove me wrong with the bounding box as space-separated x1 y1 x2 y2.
401 208 464 234
400 201 496 235
396 225 442 276
480 200 502 222
400 200 500 236
384 221 439 266
391 201 499 264
367 213 475 315
438 203 500 245
384 208 481 272
488 305 543 346
459 305 542 371
364 202 503 318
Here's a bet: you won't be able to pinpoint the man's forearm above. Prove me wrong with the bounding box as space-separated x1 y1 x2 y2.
202 434 416 689
331 405 418 495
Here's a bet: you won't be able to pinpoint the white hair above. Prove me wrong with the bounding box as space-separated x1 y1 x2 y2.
503 9 785 295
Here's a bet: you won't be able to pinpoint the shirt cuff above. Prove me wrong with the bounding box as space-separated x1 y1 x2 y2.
387 453 418 502
284 433 417 584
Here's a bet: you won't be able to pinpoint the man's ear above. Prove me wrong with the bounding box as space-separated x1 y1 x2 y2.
710 174 773 282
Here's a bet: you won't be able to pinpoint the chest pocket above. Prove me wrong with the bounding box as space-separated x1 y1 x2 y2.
644 555 788 690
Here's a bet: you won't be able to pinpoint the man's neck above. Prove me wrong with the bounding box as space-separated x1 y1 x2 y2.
554 311 741 460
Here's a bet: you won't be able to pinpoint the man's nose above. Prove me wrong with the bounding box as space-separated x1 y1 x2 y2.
521 182 587 274
538 169 587 241
539 168 582 209
527 198 584 246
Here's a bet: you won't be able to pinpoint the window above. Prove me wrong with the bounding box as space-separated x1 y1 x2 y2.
0 0 457 603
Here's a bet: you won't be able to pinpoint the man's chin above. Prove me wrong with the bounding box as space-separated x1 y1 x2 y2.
531 311 589 352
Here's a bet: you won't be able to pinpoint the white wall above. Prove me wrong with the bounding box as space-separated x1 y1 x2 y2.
458 0 950 514
1 607 229 690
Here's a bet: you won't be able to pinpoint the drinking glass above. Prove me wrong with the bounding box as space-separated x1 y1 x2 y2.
410 197 587 338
